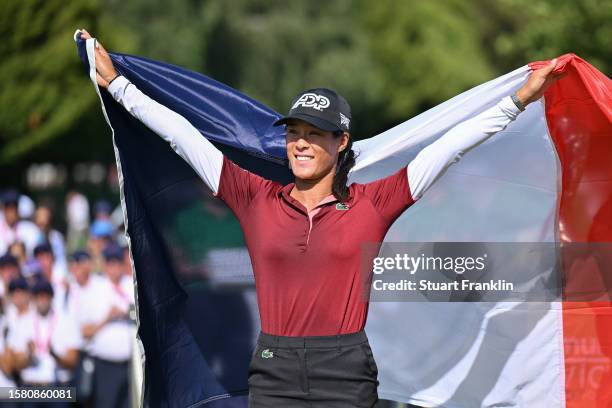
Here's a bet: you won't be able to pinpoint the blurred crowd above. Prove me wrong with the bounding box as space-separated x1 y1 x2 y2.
0 188 135 408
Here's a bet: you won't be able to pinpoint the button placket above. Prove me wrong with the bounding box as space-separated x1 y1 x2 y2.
306 212 314 246
303 195 337 248
279 186 338 251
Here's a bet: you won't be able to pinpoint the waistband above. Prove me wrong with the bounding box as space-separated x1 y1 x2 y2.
92 356 130 365
257 330 368 349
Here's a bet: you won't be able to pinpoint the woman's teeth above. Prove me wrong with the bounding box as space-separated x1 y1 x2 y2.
296 155 313 161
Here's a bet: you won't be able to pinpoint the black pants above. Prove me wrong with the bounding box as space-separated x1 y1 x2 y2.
92 357 129 408
248 330 379 407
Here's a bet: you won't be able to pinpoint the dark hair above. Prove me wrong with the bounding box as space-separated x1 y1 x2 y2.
332 131 357 202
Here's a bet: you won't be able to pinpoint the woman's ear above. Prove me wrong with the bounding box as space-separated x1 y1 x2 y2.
337 132 350 153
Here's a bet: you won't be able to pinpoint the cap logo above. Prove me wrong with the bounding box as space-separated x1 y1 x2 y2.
339 113 350 129
292 93 330 111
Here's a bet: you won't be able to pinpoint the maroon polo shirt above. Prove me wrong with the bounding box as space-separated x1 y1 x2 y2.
216 156 416 336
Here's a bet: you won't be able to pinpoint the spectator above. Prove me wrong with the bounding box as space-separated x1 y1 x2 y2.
33 243 69 313
0 190 41 256
18 194 36 221
66 250 105 316
5 276 32 338
65 191 90 253
88 219 115 274
69 246 132 407
66 249 105 404
34 203 68 279
7 279 81 406
103 243 134 307
33 244 55 282
0 254 21 306
93 201 112 221
92 243 134 408
8 241 28 268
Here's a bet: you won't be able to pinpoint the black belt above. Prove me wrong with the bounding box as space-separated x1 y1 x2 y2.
257 330 368 349
92 356 129 366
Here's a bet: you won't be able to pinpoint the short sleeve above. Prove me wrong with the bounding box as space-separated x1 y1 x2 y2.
53 316 83 353
215 156 274 219
121 277 135 304
358 165 416 224
6 320 33 353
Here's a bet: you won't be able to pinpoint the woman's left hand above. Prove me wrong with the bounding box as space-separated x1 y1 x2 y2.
516 58 566 107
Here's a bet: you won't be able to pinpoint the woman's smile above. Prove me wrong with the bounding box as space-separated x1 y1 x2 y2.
295 154 314 161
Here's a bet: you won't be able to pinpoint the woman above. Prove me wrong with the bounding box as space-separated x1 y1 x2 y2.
80 29 562 407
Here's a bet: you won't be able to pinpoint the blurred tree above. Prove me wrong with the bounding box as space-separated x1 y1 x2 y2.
108 0 388 139
0 0 133 164
104 0 207 72
2 0 609 166
360 0 495 123
202 0 388 139
493 0 611 74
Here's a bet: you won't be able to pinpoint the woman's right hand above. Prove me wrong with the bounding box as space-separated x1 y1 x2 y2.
79 29 118 89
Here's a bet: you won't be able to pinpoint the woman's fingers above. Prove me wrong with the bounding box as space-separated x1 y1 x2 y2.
78 29 116 88
541 58 567 87
533 58 556 81
516 57 565 106
97 41 108 55
80 29 92 40
79 29 108 55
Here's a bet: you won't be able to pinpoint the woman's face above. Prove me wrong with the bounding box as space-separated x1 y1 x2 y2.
285 119 348 181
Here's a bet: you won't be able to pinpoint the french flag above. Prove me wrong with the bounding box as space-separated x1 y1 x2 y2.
75 31 611 408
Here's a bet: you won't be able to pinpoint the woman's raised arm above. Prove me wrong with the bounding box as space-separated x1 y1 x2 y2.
408 58 564 199
407 95 521 199
80 30 223 194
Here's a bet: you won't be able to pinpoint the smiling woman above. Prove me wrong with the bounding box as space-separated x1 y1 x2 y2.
285 119 345 183
78 27 564 407
276 87 354 207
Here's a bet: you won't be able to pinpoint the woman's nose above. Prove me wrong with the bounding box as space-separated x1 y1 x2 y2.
295 138 309 149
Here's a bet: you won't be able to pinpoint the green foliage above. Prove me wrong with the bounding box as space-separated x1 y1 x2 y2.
360 0 494 121
0 0 132 164
0 0 609 163
213 0 389 137
109 0 388 138
494 0 611 74
104 0 207 72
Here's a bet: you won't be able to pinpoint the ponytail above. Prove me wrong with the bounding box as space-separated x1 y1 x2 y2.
332 131 356 202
